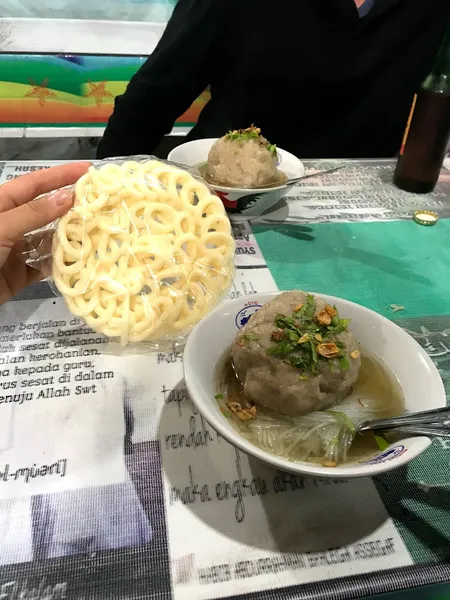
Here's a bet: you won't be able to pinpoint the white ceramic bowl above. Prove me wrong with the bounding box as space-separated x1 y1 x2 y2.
168 139 304 219
184 292 445 478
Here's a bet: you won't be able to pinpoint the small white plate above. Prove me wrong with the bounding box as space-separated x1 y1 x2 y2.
168 139 304 219
184 292 445 478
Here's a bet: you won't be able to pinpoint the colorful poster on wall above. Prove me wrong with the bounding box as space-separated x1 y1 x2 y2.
0 54 209 129
1 0 176 23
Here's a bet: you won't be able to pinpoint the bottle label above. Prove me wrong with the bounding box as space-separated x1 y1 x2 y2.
400 94 417 155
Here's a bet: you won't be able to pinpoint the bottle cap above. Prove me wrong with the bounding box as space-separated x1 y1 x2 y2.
413 210 439 226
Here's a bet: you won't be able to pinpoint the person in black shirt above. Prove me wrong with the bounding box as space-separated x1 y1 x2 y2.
97 0 450 160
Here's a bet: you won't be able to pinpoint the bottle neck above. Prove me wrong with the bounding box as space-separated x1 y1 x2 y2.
431 28 450 77
422 28 450 93
422 73 450 94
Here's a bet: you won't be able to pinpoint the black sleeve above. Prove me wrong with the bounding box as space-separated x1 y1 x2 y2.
97 0 222 159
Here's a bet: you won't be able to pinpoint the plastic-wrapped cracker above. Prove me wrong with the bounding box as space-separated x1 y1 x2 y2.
24 157 235 349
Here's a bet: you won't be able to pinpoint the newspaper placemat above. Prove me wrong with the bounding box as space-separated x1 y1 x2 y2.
254 160 450 225
0 162 66 183
1 159 450 226
0 220 413 600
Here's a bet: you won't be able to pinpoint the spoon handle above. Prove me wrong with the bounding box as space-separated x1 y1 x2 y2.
359 407 450 431
384 425 450 439
285 166 345 186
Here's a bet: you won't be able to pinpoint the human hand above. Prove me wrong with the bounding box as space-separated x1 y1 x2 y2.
0 162 90 305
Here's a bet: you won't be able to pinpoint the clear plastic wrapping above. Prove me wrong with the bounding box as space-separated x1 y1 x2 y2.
24 157 235 349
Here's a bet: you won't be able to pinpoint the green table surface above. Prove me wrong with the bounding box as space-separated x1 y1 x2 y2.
253 219 450 320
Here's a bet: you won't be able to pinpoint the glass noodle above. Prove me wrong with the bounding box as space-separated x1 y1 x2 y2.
216 352 405 467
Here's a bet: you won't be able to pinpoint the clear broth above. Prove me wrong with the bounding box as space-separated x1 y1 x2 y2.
197 162 288 189
214 350 406 466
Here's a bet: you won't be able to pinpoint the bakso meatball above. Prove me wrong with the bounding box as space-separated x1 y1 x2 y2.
207 125 278 188
231 291 361 416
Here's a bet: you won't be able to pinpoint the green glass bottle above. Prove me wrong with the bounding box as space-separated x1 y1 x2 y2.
394 27 450 194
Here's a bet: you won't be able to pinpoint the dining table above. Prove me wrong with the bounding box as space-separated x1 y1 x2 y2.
0 157 449 600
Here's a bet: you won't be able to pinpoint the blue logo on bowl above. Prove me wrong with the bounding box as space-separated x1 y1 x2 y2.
361 445 407 465
235 303 262 329
276 152 282 166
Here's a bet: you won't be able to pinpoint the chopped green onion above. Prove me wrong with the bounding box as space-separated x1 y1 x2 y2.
289 354 306 368
339 354 350 371
268 294 352 378
329 360 340 373
287 330 300 342
330 318 350 333
374 434 390 451
267 343 296 356
243 333 259 342
304 294 316 320
326 410 356 436
310 340 318 364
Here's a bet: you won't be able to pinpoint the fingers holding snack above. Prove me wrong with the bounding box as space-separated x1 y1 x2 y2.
0 162 90 305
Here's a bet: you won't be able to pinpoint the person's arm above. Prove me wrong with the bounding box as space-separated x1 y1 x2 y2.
97 0 222 159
